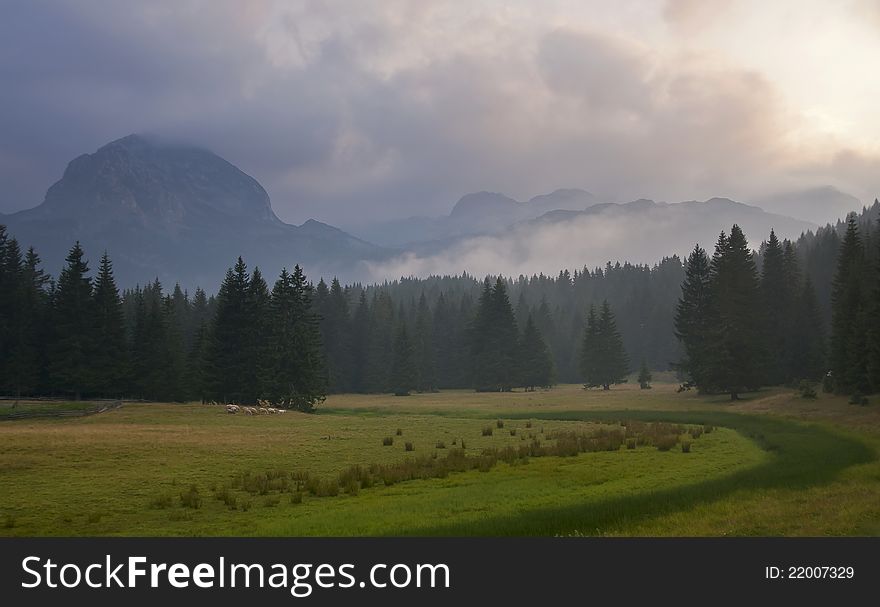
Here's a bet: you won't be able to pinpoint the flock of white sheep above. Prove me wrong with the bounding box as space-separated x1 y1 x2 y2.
208 400 287 416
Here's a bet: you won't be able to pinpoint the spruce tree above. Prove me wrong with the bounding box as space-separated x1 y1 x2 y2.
518 313 555 390
870 217 880 393
92 252 128 396
470 277 519 391
595 300 629 389
1 237 49 396
318 277 353 393
780 240 804 382
707 225 764 399
829 215 869 394
579 305 601 389
50 242 94 399
389 324 418 396
760 230 786 384
266 266 327 411
207 258 251 403
674 244 713 389
13 247 51 396
243 266 271 402
413 293 437 392
349 291 371 393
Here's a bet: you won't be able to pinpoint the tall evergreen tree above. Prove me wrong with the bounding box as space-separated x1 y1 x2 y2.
580 301 629 389
349 291 371 393
579 304 600 388
413 293 437 392
317 277 353 393
674 244 713 388
595 300 629 389
207 258 251 403
707 225 764 399
518 313 555 390
243 266 271 402
265 266 327 411
470 277 519 391
91 252 128 396
50 242 94 399
760 230 787 384
870 217 880 393
829 215 869 394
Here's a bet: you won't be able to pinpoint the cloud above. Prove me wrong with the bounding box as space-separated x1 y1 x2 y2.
364 199 817 281
0 0 876 230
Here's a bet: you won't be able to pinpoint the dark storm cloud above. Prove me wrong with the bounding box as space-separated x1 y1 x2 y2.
0 1 876 229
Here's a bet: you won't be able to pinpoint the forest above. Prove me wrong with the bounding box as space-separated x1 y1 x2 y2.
1 200 878 404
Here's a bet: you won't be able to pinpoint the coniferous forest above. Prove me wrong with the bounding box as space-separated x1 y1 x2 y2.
1 200 879 407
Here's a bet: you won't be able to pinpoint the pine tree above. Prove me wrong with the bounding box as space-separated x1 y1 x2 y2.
829 215 869 394
518 313 555 390
92 252 128 396
266 266 327 411
186 318 210 402
707 225 764 399
674 244 713 389
1 237 49 396
243 266 271 402
760 230 786 384
14 247 51 396
389 324 418 396
638 359 652 389
160 293 186 401
413 293 437 392
470 277 519 391
579 305 601 388
207 258 251 403
780 239 805 382
595 300 630 389
50 242 94 399
349 291 371 393
870 217 880 393
318 277 353 393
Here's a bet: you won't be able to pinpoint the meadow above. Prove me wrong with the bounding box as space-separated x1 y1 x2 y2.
0 383 877 536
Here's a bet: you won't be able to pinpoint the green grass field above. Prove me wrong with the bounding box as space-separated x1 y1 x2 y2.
0 383 878 536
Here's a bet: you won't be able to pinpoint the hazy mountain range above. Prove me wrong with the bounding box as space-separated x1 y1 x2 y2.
0 135 865 289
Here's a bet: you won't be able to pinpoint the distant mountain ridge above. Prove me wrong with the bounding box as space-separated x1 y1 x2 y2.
364 194 823 280
2 135 387 289
356 188 600 246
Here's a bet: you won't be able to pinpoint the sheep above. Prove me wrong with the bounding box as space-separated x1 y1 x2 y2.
258 407 269 415
244 407 254 415
226 404 240 414
267 407 278 414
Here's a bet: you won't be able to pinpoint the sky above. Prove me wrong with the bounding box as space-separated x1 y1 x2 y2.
2 0 879 229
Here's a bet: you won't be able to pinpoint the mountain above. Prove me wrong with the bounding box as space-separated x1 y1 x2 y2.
355 188 600 247
1 135 388 289
755 186 862 225
366 196 819 280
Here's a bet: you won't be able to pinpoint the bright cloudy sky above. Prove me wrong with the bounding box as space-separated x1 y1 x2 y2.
2 0 879 227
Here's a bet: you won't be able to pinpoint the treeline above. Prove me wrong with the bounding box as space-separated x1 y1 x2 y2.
675 213 880 399
0 228 326 410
